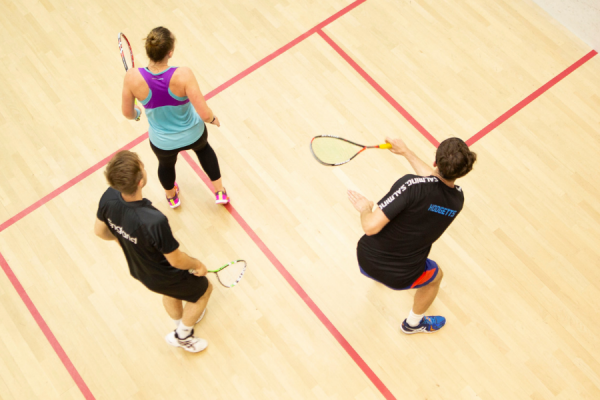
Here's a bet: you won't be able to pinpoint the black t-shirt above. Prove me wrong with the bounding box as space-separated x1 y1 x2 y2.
97 187 183 290
357 174 464 289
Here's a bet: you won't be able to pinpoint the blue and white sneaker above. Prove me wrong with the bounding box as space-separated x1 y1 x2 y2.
401 316 446 334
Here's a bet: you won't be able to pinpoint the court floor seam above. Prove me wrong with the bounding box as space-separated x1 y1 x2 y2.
181 152 396 399
0 1 597 399
466 49 597 146
317 29 440 147
0 252 95 400
0 2 392 399
317 29 597 147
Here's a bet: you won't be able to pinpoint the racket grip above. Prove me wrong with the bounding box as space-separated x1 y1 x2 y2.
134 99 142 121
379 143 392 149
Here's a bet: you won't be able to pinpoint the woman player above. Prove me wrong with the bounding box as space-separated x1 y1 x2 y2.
121 26 229 208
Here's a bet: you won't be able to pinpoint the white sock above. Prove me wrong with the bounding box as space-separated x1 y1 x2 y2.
173 319 182 328
176 323 193 339
407 310 424 327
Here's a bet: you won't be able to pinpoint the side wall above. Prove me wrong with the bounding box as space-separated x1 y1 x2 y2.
532 0 600 51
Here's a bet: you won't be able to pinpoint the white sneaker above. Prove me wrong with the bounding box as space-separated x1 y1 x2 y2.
196 309 206 324
165 330 208 353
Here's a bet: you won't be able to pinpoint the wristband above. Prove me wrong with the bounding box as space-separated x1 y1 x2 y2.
134 108 141 121
210 115 216 123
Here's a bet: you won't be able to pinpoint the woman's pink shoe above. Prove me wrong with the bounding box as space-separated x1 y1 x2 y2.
167 182 181 209
215 189 229 205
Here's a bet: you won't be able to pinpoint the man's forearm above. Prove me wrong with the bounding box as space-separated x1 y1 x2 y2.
173 252 207 274
348 189 389 236
360 207 382 236
403 149 434 176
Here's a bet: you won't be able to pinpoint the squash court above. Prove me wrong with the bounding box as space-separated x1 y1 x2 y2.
0 0 599 398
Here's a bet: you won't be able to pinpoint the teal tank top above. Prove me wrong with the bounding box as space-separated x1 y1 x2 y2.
139 67 204 150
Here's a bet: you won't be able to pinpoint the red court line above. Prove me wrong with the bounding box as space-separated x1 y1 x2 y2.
0 133 149 234
0 2 377 398
7 2 590 398
181 152 396 400
0 133 148 398
1 0 368 233
466 50 597 146
0 252 95 400
1 0 370 235
317 29 440 147
205 0 367 99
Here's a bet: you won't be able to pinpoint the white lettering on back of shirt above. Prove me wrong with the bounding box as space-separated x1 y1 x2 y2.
379 176 439 210
107 218 138 244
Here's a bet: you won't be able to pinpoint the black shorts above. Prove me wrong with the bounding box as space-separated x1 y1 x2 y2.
143 273 209 303
359 259 439 290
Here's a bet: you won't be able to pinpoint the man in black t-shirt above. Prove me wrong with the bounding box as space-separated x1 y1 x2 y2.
94 150 212 352
348 137 476 334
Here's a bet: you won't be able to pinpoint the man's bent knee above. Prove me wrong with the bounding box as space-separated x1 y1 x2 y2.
432 266 443 284
197 280 213 303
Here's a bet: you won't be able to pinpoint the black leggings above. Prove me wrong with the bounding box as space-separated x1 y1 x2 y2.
150 125 221 190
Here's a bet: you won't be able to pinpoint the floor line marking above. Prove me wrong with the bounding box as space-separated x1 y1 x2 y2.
1 4 593 399
466 50 597 146
318 29 440 147
0 133 149 234
0 0 368 233
205 0 367 99
181 151 396 400
0 3 374 398
0 252 96 400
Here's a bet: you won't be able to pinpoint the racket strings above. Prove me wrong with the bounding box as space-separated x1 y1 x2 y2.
216 261 246 287
119 34 134 71
311 137 362 165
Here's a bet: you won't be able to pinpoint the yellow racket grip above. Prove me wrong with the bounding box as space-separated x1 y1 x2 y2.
134 99 141 121
379 143 392 149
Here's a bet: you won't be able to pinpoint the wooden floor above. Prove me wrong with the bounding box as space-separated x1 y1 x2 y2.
0 0 599 398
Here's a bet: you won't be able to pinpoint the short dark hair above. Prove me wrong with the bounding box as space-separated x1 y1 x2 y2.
105 151 143 195
435 138 477 180
145 27 175 62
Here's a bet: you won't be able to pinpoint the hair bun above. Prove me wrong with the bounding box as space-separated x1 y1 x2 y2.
145 27 175 62
147 34 157 47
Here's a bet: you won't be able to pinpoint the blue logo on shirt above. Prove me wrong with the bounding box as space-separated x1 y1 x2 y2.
428 204 457 217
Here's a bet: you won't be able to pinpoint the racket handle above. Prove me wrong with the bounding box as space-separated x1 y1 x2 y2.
379 143 392 149
134 99 141 121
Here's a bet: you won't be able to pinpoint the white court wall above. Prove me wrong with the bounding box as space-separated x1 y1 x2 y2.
532 0 600 51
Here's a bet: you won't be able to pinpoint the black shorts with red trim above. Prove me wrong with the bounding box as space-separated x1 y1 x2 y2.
359 259 439 290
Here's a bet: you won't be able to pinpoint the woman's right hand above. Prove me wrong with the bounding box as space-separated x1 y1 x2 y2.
210 116 221 127
134 105 142 121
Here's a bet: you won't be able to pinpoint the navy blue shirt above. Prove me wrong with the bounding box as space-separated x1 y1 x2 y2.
357 174 464 289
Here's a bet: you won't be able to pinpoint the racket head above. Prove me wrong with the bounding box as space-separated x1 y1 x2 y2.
118 33 134 71
310 135 366 166
211 260 247 288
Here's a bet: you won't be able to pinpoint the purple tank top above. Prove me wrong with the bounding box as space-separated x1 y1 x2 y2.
138 67 190 109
